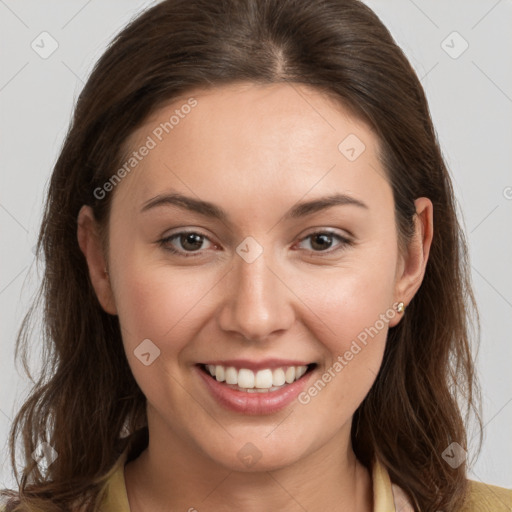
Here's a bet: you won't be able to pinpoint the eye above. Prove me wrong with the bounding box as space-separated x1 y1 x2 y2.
296 230 352 254
158 231 215 257
158 229 353 258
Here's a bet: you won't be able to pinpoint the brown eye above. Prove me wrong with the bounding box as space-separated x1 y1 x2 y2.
179 233 205 251
159 231 214 257
297 231 352 254
310 233 335 251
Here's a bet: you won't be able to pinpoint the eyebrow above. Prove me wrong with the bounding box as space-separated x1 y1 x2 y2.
140 191 369 221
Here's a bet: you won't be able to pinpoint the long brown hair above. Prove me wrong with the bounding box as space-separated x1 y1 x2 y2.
1 0 482 510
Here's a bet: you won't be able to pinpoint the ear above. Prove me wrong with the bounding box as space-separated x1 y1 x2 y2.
388 197 433 327
77 205 118 315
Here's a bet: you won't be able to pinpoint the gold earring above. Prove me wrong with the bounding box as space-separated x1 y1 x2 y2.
396 301 405 314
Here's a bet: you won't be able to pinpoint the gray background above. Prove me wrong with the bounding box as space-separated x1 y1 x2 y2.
1 0 511 490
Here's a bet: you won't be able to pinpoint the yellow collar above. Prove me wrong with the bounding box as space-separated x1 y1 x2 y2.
101 448 413 511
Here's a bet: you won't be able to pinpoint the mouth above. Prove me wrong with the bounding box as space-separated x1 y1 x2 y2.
197 362 317 393
195 361 317 414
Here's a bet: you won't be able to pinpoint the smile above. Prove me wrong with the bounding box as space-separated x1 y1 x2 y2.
196 362 317 414
201 364 311 392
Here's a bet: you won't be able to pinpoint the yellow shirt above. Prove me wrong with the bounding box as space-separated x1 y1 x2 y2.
98 446 510 511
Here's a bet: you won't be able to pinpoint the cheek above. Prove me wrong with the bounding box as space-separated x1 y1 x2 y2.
115 276 191 338
303 243 398 350
111 264 222 408
307 275 392 386
296 292 392 433
294 243 398 408
110 251 222 358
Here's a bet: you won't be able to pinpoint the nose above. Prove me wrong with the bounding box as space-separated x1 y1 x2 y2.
216 247 295 342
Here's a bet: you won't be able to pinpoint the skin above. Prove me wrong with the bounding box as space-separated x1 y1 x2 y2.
77 82 433 511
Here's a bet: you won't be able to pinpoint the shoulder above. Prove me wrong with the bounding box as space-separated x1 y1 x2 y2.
462 479 512 511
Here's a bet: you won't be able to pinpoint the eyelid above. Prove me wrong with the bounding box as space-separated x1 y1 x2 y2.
293 229 353 253
158 229 216 257
298 226 353 240
158 228 354 257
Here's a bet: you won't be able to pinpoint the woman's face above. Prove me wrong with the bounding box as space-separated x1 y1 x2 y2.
81 82 431 471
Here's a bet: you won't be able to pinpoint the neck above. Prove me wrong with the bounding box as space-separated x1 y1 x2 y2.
124 425 373 512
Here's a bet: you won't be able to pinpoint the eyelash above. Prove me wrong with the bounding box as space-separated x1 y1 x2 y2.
158 230 353 258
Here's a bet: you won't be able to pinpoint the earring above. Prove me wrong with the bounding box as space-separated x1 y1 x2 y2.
396 301 405 314
104 267 109 277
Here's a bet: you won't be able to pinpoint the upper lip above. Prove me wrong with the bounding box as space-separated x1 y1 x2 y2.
198 359 314 371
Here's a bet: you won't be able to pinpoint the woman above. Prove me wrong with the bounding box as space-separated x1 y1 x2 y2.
2 0 510 511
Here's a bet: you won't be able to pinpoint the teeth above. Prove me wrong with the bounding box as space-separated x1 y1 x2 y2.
215 365 225 382
238 369 255 388
255 369 273 388
296 366 307 379
272 368 286 386
285 366 296 383
205 364 309 390
225 366 238 384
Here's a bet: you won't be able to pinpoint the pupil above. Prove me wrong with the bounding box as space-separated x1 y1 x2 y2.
311 233 332 251
182 233 203 251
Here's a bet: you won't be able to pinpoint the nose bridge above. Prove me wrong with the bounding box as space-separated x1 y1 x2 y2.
217 240 294 340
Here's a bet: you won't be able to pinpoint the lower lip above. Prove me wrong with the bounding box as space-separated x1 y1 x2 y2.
196 365 315 415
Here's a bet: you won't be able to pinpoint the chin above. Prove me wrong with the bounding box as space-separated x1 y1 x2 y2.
198 434 308 473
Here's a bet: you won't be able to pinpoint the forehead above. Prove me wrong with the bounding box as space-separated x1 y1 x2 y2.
112 82 391 218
